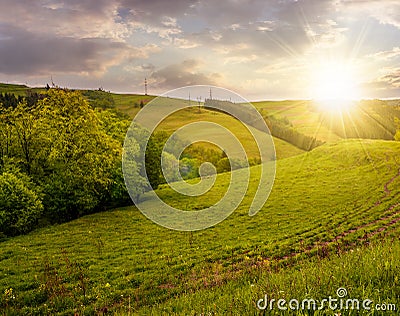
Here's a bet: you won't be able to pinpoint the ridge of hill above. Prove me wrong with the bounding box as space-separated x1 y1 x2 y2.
0 82 304 160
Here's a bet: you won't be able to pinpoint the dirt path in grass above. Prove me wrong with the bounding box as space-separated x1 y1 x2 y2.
158 168 400 292
384 167 400 195
278 168 400 261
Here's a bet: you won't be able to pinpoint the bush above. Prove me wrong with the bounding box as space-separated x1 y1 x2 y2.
0 171 43 236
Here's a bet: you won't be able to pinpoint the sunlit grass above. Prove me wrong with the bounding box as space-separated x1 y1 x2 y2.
1 139 400 314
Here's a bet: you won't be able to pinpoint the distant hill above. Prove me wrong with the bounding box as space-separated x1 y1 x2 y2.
254 99 400 143
1 82 400 155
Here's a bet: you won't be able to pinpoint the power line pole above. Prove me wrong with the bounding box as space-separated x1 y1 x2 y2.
197 96 202 113
144 78 148 96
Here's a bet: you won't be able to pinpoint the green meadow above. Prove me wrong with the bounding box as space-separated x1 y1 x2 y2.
1 139 400 315
0 84 399 315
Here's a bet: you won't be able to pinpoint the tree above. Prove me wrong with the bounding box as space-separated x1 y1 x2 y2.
82 90 115 109
161 152 180 183
0 168 43 236
179 157 200 179
217 157 231 173
0 89 149 230
395 118 400 141
31 90 123 221
145 131 167 189
123 132 147 203
5 103 36 174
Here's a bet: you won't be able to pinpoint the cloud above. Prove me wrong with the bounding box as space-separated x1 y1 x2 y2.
378 68 400 88
150 59 222 89
0 24 159 76
360 67 400 98
172 0 346 62
368 47 400 60
341 0 400 29
119 0 196 18
0 0 129 39
0 0 399 99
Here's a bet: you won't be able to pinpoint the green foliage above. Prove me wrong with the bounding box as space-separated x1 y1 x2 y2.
181 145 223 166
161 152 180 182
1 83 400 314
0 89 138 226
395 117 400 141
95 109 131 145
123 131 147 203
179 157 200 179
216 157 230 173
33 90 123 221
0 92 23 108
144 131 166 189
82 89 115 109
0 169 43 236
264 113 325 151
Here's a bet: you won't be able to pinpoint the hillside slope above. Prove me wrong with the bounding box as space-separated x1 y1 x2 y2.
0 83 304 160
1 139 399 314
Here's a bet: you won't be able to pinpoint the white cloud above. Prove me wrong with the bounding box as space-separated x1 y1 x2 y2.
368 47 400 60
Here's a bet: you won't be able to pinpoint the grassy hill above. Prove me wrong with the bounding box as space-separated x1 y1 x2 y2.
1 139 399 315
1 82 399 314
3 82 398 157
254 100 337 141
0 83 304 160
0 83 44 96
152 106 304 160
254 99 400 144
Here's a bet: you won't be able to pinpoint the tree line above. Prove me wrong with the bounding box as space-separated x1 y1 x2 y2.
0 90 137 237
205 99 324 151
0 89 250 237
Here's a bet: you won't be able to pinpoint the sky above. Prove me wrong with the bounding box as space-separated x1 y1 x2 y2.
1 0 400 100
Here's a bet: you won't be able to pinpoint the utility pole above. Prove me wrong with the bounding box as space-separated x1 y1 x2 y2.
144 78 148 96
197 96 202 113
209 88 212 100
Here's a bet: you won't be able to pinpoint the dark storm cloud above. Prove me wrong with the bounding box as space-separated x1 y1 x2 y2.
150 59 220 89
0 24 141 76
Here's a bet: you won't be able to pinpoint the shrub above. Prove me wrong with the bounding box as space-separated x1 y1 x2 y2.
0 171 43 236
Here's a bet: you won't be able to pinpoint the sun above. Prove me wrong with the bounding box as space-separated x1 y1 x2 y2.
309 60 361 110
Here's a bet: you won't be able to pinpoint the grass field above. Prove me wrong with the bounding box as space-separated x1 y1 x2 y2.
1 83 399 314
111 94 156 118
253 100 343 143
0 83 44 96
1 139 399 315
0 83 305 161
153 106 304 160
